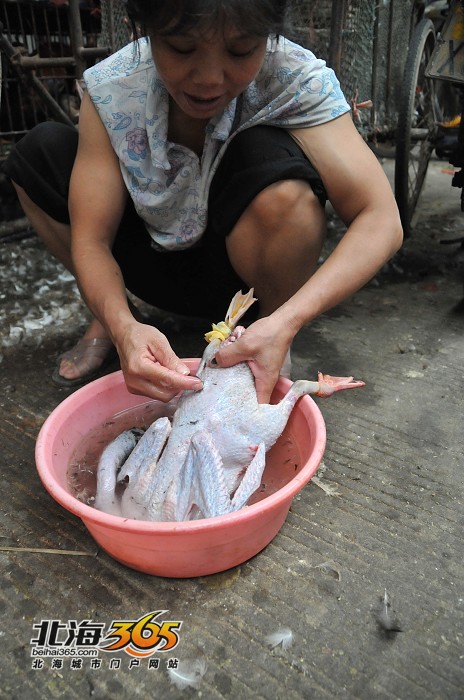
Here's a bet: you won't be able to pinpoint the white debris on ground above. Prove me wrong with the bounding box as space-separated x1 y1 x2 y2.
0 236 86 361
265 628 294 650
167 658 207 690
311 461 342 497
0 233 207 367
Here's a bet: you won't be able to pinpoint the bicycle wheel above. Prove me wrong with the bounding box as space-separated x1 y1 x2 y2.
395 18 438 237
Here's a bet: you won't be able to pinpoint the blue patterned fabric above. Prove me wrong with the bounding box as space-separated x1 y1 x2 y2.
84 36 350 251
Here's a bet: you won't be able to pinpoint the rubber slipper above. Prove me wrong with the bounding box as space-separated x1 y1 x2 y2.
52 337 118 388
280 348 292 379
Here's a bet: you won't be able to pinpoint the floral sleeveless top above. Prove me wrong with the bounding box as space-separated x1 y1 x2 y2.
84 36 350 251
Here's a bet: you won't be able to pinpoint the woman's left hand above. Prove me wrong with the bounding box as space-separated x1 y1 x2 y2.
213 315 293 404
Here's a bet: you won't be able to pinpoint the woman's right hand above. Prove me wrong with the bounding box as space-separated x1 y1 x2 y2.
115 321 203 401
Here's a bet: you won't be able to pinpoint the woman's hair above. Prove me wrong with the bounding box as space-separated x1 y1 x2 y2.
124 0 288 39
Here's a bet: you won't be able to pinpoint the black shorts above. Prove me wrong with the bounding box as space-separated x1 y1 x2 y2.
4 122 326 318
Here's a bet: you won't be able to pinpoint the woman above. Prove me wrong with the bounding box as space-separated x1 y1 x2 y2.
5 0 403 404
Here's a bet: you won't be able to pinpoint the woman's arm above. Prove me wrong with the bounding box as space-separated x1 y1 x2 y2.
69 91 131 334
280 112 403 330
69 92 202 399
216 113 403 402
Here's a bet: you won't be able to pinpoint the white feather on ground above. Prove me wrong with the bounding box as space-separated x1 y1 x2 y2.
265 628 294 650
167 658 207 690
311 461 341 496
0 239 85 358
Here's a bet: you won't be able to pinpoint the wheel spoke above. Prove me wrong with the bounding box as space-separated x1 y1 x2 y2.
394 19 438 236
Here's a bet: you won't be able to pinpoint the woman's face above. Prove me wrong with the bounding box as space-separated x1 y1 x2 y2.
151 26 267 121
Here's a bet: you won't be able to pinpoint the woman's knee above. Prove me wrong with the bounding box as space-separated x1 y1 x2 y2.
247 179 325 233
27 120 75 144
5 121 77 188
4 121 77 223
14 121 77 161
226 179 326 283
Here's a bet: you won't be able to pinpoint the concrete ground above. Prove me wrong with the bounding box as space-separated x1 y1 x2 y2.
0 158 463 699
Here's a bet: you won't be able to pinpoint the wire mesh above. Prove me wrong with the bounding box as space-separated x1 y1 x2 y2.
286 0 418 139
98 0 130 53
1 0 421 146
285 0 333 58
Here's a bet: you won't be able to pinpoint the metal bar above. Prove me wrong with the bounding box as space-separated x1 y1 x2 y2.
371 1 380 129
328 0 347 73
67 0 86 77
53 1 65 55
107 0 116 55
13 56 76 68
0 129 35 137
385 0 395 124
80 46 109 59
1 77 15 132
1 2 10 36
29 0 40 53
12 46 108 70
18 0 26 50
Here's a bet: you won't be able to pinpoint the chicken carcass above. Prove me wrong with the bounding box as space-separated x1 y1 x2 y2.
94 290 364 521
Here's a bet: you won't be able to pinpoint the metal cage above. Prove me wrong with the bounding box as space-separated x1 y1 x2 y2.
0 1 100 146
286 0 424 140
0 0 428 150
0 0 131 158
0 0 433 235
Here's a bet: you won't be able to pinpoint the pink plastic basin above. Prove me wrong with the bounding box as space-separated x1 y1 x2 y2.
35 361 326 578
